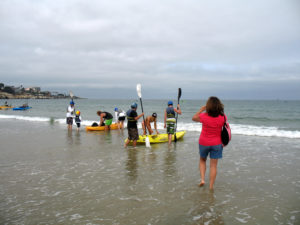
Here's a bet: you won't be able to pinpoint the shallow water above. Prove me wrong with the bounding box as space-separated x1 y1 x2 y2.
0 119 299 224
1 99 300 139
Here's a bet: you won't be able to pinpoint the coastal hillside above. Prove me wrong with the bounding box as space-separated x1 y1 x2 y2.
0 83 79 99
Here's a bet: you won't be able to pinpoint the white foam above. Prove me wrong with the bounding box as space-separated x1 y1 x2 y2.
1 115 300 139
155 122 300 139
0 114 50 122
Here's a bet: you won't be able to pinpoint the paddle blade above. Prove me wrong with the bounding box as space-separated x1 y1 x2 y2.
145 136 151 148
174 133 177 142
178 88 182 101
69 91 74 99
136 84 142 98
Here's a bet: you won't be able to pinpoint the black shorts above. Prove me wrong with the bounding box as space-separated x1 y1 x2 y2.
118 116 125 121
76 123 81 128
66 117 73 125
128 128 139 141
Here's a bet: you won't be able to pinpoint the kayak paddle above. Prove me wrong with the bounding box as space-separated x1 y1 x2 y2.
174 88 182 142
69 90 75 114
136 84 151 148
69 91 74 101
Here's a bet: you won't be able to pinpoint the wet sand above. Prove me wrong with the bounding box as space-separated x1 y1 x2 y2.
0 120 300 224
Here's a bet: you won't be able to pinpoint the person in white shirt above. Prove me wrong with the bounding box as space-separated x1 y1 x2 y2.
66 101 75 130
114 107 126 129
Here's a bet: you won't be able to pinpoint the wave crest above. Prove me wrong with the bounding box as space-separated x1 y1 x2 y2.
1 115 299 139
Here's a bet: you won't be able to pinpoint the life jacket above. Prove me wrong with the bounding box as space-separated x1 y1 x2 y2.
75 115 81 123
126 109 136 122
166 107 175 118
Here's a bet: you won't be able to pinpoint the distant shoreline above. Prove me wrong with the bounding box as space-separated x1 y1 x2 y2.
0 91 80 99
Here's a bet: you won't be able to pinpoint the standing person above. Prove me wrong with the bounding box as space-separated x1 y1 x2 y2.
192 96 226 190
164 101 182 144
97 111 113 131
124 103 144 147
75 110 82 131
114 108 119 124
142 113 159 135
114 107 126 129
66 101 75 130
118 109 126 129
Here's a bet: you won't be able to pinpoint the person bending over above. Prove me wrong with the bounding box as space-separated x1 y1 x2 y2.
97 110 113 131
142 113 159 135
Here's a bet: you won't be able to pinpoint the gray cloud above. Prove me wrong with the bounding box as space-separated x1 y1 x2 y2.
0 0 300 99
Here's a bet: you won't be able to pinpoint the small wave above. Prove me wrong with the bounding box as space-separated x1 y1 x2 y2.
0 114 50 122
1 115 299 139
155 122 300 139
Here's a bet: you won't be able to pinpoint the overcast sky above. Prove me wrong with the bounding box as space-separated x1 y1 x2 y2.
0 0 300 99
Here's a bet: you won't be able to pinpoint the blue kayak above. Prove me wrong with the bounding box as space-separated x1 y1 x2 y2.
13 106 32 110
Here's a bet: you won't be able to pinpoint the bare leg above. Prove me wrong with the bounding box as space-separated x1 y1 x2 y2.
142 121 146 135
199 157 207 186
124 139 130 147
209 159 218 190
132 140 137 147
168 134 172 144
146 124 153 135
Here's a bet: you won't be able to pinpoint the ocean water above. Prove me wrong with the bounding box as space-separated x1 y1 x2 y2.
0 99 300 224
1 99 300 138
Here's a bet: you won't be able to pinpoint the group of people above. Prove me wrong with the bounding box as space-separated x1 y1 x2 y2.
65 100 182 145
123 100 182 147
66 101 81 131
65 96 227 190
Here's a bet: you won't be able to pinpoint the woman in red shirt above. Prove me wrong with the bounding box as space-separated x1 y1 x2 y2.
192 96 226 190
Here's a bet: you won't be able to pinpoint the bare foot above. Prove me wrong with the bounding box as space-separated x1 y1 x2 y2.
198 182 205 187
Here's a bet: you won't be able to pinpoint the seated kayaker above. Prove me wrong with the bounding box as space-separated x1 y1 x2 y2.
97 111 113 131
142 113 159 135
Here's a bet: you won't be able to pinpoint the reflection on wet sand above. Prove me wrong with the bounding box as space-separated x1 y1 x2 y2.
164 147 177 178
74 130 81 145
126 148 138 182
66 129 73 145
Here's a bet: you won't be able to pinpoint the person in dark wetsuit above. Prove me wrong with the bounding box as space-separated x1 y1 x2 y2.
164 101 182 144
124 103 144 147
97 111 113 131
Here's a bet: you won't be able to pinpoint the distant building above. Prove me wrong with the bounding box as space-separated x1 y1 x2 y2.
30 87 41 93
41 91 51 97
15 86 24 94
51 92 59 96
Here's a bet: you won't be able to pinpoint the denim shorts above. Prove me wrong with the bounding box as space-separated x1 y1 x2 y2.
199 144 223 159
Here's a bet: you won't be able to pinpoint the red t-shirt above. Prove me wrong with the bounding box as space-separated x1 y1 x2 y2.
199 113 226 146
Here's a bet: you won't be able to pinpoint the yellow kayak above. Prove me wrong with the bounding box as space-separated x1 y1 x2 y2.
0 106 13 110
86 123 123 131
125 131 186 144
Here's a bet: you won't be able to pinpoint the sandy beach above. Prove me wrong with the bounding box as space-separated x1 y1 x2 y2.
1 116 299 224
